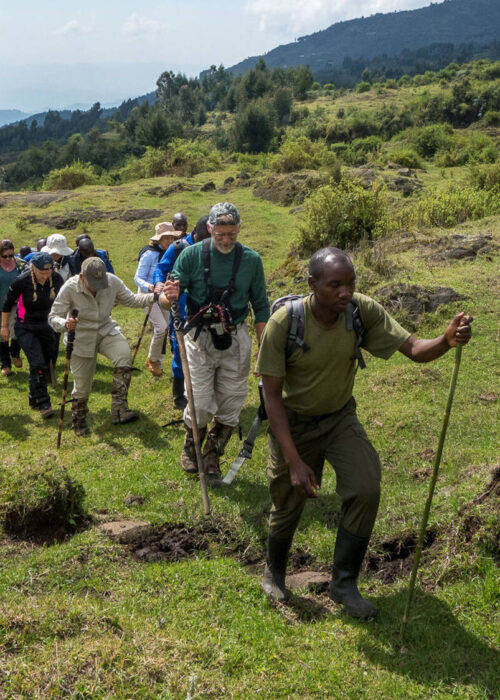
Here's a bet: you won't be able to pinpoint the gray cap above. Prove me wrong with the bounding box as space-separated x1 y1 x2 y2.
208 202 240 226
81 257 109 290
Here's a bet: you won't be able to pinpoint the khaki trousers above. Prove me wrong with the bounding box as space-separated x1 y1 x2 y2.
71 332 131 400
183 322 252 429
267 398 381 540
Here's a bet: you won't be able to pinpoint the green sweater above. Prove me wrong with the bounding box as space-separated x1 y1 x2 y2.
172 240 270 325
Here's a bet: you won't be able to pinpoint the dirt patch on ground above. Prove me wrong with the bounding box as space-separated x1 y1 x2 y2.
29 208 163 229
0 191 77 207
253 171 327 206
374 283 466 324
365 529 438 583
422 233 497 262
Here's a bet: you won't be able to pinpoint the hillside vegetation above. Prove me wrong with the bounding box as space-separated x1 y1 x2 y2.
0 58 498 698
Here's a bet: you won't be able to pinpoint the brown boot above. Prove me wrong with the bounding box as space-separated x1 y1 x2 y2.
72 398 90 436
111 367 139 424
146 357 163 377
181 423 207 473
202 420 234 484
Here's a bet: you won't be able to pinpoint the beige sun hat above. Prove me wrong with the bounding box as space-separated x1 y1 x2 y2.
41 233 73 257
151 222 182 242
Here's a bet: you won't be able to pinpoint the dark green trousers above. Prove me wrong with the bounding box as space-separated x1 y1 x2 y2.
267 398 381 540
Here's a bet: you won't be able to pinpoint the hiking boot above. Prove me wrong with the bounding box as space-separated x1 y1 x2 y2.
202 420 233 485
172 377 187 410
40 403 54 419
329 524 377 619
111 367 139 424
146 357 163 377
12 356 22 369
261 535 292 602
72 398 90 436
1 367 11 376
181 423 207 473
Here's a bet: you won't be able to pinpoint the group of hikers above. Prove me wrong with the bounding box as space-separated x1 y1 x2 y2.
0 200 472 618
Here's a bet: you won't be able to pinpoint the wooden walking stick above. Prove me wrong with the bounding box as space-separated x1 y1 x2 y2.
131 306 152 366
57 309 78 448
401 343 463 642
168 280 210 515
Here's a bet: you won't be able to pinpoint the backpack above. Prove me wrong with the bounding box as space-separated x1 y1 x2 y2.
172 238 189 261
137 243 162 262
271 294 366 370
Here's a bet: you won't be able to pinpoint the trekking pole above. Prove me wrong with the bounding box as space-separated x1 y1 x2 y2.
131 306 152 366
401 343 463 642
56 309 78 449
168 279 210 515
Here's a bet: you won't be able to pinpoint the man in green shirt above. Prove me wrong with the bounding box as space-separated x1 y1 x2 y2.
257 247 472 618
161 202 270 483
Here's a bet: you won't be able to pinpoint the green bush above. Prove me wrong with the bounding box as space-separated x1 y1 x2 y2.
235 152 270 172
469 163 500 191
355 81 371 93
271 134 333 173
388 148 424 169
412 124 454 158
298 179 387 253
167 138 220 176
43 161 97 190
434 131 498 168
0 456 87 536
483 110 500 126
414 186 500 228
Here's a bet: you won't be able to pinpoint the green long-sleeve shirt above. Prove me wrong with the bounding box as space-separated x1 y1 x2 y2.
172 240 270 324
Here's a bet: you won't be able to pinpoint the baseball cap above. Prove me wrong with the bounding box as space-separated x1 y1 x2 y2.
208 202 241 227
81 257 109 290
31 252 54 270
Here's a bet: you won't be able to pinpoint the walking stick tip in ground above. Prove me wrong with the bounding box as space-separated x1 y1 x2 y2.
400 343 463 643
56 309 78 449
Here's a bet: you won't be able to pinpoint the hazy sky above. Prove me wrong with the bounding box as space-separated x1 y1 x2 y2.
1 0 439 112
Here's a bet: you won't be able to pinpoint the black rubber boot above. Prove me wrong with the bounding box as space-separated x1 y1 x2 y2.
261 535 292 602
329 524 377 619
172 377 187 410
29 368 54 418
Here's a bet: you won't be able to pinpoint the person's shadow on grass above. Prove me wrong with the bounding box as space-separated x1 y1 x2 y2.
91 408 170 452
355 589 499 697
0 412 36 440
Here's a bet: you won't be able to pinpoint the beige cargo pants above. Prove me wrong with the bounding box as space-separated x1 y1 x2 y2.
71 333 132 399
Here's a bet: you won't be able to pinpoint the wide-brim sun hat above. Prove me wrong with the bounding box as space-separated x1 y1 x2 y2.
151 221 182 243
41 233 73 257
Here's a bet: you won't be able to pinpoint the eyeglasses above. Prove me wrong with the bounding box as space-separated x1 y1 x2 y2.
1 254 14 258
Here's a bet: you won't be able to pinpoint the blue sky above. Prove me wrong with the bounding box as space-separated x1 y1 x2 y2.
0 0 438 112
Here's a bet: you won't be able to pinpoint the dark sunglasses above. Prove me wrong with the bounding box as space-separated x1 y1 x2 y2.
1 254 14 258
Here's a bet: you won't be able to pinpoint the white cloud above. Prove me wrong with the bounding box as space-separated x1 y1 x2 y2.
53 20 90 37
245 0 434 36
121 13 167 38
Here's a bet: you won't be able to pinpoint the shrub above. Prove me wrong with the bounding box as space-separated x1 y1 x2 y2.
434 132 498 168
271 134 332 173
388 148 424 169
412 124 454 158
414 186 500 228
483 110 500 126
298 179 387 253
355 81 371 93
167 138 220 176
0 456 87 536
43 161 97 190
469 163 500 191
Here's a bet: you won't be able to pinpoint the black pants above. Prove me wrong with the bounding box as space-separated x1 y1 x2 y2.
15 321 59 408
0 338 21 369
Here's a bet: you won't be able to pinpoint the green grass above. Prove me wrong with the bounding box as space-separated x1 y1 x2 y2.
0 165 499 698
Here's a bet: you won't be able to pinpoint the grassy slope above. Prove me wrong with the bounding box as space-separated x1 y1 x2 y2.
0 148 499 696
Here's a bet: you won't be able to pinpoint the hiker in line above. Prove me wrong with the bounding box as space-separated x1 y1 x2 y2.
23 238 47 262
160 202 270 483
0 239 27 376
68 236 114 275
19 245 32 260
48 257 156 435
134 222 182 377
1 252 63 417
172 212 188 237
153 215 211 408
41 233 73 281
256 247 472 618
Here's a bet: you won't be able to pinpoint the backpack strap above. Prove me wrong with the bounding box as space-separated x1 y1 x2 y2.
173 238 188 260
202 238 243 304
285 297 309 359
346 300 366 371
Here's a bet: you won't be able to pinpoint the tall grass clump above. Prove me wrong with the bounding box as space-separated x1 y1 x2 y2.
414 186 500 228
469 163 500 191
43 161 98 190
298 179 387 253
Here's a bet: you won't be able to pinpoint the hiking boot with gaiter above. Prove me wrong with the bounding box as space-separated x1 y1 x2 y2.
29 368 54 418
202 420 233 484
111 367 139 424
181 423 207 473
172 377 187 410
72 398 90 436
261 535 292 602
329 524 377 619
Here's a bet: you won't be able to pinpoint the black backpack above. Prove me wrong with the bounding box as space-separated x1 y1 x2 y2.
271 294 366 370
137 243 163 261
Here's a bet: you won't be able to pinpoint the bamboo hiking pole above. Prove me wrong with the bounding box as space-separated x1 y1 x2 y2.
131 306 152 366
401 343 463 642
57 309 79 448
168 284 210 515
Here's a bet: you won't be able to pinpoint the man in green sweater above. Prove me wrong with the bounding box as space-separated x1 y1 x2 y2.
161 202 270 483
256 247 472 618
